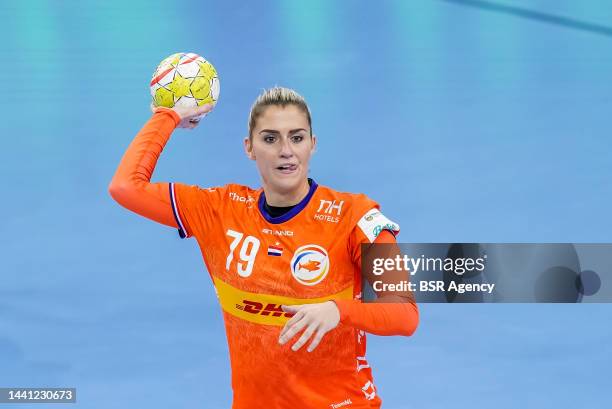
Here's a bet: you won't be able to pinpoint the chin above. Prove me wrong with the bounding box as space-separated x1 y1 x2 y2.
273 180 301 194
269 174 304 194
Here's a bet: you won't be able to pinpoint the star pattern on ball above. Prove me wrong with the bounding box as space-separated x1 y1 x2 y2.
167 71 192 101
150 53 219 108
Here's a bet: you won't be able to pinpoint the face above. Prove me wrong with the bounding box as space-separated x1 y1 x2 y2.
245 105 316 199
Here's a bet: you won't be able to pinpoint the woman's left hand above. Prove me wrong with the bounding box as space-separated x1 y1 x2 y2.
278 301 340 352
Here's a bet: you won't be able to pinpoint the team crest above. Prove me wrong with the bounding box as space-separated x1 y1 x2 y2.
290 244 330 286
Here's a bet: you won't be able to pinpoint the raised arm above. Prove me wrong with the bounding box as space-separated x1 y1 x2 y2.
108 104 213 226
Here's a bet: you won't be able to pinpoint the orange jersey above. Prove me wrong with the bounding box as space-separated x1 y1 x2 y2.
109 110 417 408
171 180 400 409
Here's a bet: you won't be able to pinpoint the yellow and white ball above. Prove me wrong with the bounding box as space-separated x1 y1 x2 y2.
150 52 220 108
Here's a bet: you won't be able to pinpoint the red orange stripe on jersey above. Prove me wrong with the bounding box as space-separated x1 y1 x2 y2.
169 182 188 238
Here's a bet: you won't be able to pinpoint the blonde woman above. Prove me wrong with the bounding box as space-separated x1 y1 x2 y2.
109 87 418 408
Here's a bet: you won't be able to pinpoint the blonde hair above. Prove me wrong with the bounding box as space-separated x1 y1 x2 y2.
248 87 312 139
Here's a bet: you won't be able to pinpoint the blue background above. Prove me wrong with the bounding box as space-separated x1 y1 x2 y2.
1 1 611 408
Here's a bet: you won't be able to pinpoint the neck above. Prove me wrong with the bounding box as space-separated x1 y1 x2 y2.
263 179 310 207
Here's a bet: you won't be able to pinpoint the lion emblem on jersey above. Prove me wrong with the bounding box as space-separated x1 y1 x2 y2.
290 244 330 286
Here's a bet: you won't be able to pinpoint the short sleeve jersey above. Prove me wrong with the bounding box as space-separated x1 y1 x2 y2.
170 179 399 409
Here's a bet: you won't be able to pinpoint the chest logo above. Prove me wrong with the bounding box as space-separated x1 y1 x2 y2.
290 244 330 286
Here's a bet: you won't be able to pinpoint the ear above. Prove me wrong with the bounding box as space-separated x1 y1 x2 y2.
311 134 317 154
244 136 255 160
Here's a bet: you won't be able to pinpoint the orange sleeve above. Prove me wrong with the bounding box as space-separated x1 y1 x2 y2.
335 230 419 336
108 108 181 228
334 300 418 336
171 182 229 239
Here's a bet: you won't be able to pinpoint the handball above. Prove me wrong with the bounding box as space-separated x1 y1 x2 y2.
150 52 220 109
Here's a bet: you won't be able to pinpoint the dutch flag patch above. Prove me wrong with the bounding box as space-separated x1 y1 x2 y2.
267 244 283 257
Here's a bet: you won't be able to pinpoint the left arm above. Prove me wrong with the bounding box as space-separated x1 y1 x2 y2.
333 229 419 336
279 230 419 352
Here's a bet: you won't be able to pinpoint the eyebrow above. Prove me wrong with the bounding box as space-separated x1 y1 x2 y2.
259 128 308 134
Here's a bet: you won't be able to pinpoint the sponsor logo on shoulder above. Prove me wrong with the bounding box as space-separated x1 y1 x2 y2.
314 199 344 223
364 211 381 222
373 223 399 238
358 208 400 242
229 191 255 207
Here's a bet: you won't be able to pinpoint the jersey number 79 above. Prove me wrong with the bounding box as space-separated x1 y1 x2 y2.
225 229 261 277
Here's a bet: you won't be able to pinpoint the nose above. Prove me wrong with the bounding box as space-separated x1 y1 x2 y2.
279 136 293 158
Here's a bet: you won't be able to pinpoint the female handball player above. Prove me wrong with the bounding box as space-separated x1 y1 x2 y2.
109 87 418 408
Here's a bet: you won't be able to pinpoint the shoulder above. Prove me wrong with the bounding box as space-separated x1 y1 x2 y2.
214 183 259 196
315 184 379 215
173 182 261 209
315 184 376 203
176 182 259 196
315 183 400 242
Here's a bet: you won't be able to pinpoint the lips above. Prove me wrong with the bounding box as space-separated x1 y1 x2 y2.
276 164 298 174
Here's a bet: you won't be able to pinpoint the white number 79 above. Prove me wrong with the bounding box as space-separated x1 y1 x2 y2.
225 229 260 277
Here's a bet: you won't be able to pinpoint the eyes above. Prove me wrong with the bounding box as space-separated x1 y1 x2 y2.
263 134 305 144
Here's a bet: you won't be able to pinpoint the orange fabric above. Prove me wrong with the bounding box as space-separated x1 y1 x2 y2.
334 230 419 336
108 108 180 227
109 111 419 408
335 301 419 336
172 182 388 408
